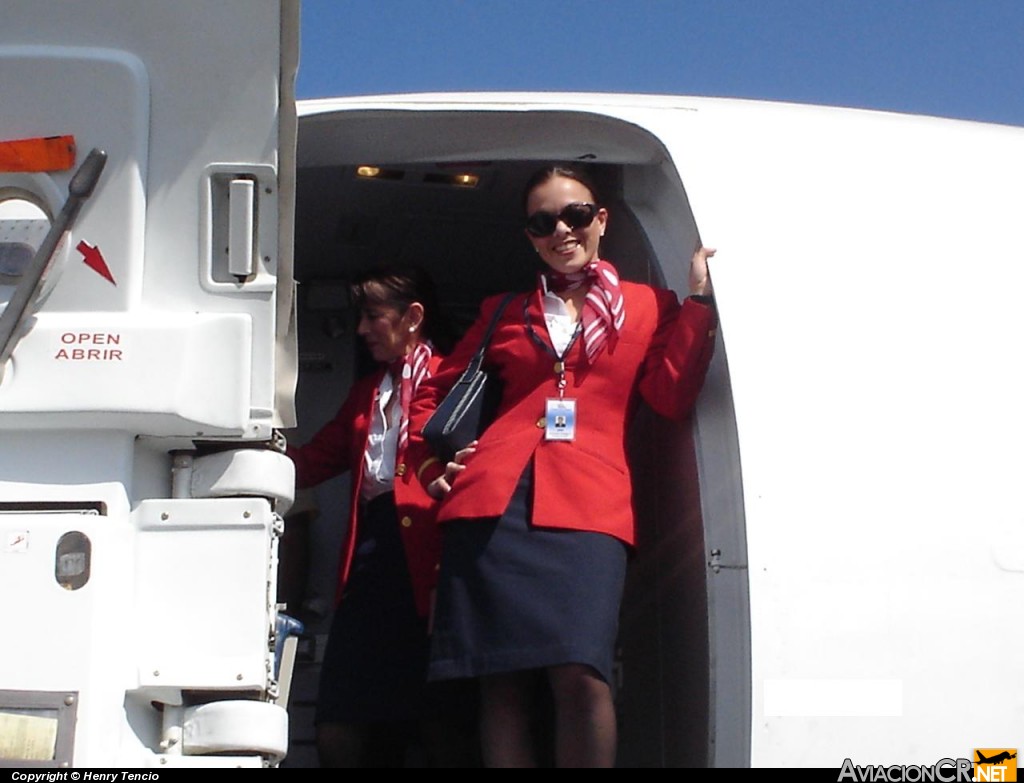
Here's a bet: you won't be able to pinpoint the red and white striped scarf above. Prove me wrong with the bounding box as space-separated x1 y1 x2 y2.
543 259 625 363
395 339 434 455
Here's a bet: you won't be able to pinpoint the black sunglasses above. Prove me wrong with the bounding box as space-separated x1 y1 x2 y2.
525 202 598 237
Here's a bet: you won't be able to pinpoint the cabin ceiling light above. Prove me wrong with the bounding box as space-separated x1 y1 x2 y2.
422 172 479 188
355 165 403 181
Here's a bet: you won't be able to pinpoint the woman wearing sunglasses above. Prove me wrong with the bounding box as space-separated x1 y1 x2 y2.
287 266 476 767
406 165 717 767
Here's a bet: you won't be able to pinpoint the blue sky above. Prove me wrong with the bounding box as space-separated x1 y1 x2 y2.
296 0 1024 128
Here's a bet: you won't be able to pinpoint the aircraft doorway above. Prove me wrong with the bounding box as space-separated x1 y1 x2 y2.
284 103 749 767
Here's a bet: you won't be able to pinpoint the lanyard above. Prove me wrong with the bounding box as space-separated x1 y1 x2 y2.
524 295 582 399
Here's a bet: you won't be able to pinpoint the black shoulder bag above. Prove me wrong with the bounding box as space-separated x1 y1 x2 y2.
422 293 515 464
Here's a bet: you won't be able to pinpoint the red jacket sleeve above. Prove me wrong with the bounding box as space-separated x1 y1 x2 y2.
286 372 379 489
637 293 718 421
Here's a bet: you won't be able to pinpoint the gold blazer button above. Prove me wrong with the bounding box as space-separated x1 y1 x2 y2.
400 516 413 528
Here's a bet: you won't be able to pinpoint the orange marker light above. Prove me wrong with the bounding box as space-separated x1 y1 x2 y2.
0 135 76 172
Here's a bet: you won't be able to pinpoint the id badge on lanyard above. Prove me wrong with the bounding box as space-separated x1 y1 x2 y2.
545 397 576 440
526 295 582 442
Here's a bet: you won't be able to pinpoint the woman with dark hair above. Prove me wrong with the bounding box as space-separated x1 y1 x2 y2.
288 265 472 767
405 166 717 767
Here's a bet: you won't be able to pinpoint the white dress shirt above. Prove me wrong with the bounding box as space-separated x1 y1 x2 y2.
361 371 398 501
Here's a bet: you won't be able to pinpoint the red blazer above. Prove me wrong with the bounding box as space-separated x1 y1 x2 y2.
406 281 716 546
287 359 443 618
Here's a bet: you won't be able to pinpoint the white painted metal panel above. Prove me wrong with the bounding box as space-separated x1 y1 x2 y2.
0 1 296 767
659 99 1024 766
0 313 253 435
133 499 275 690
1 0 297 437
0 46 148 312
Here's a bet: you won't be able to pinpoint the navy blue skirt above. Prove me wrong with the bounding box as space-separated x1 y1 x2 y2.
428 465 628 685
315 492 430 724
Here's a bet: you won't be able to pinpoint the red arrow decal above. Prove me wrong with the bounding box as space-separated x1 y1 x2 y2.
76 240 116 286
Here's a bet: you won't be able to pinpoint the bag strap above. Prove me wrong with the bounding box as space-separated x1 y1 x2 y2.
463 292 516 376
